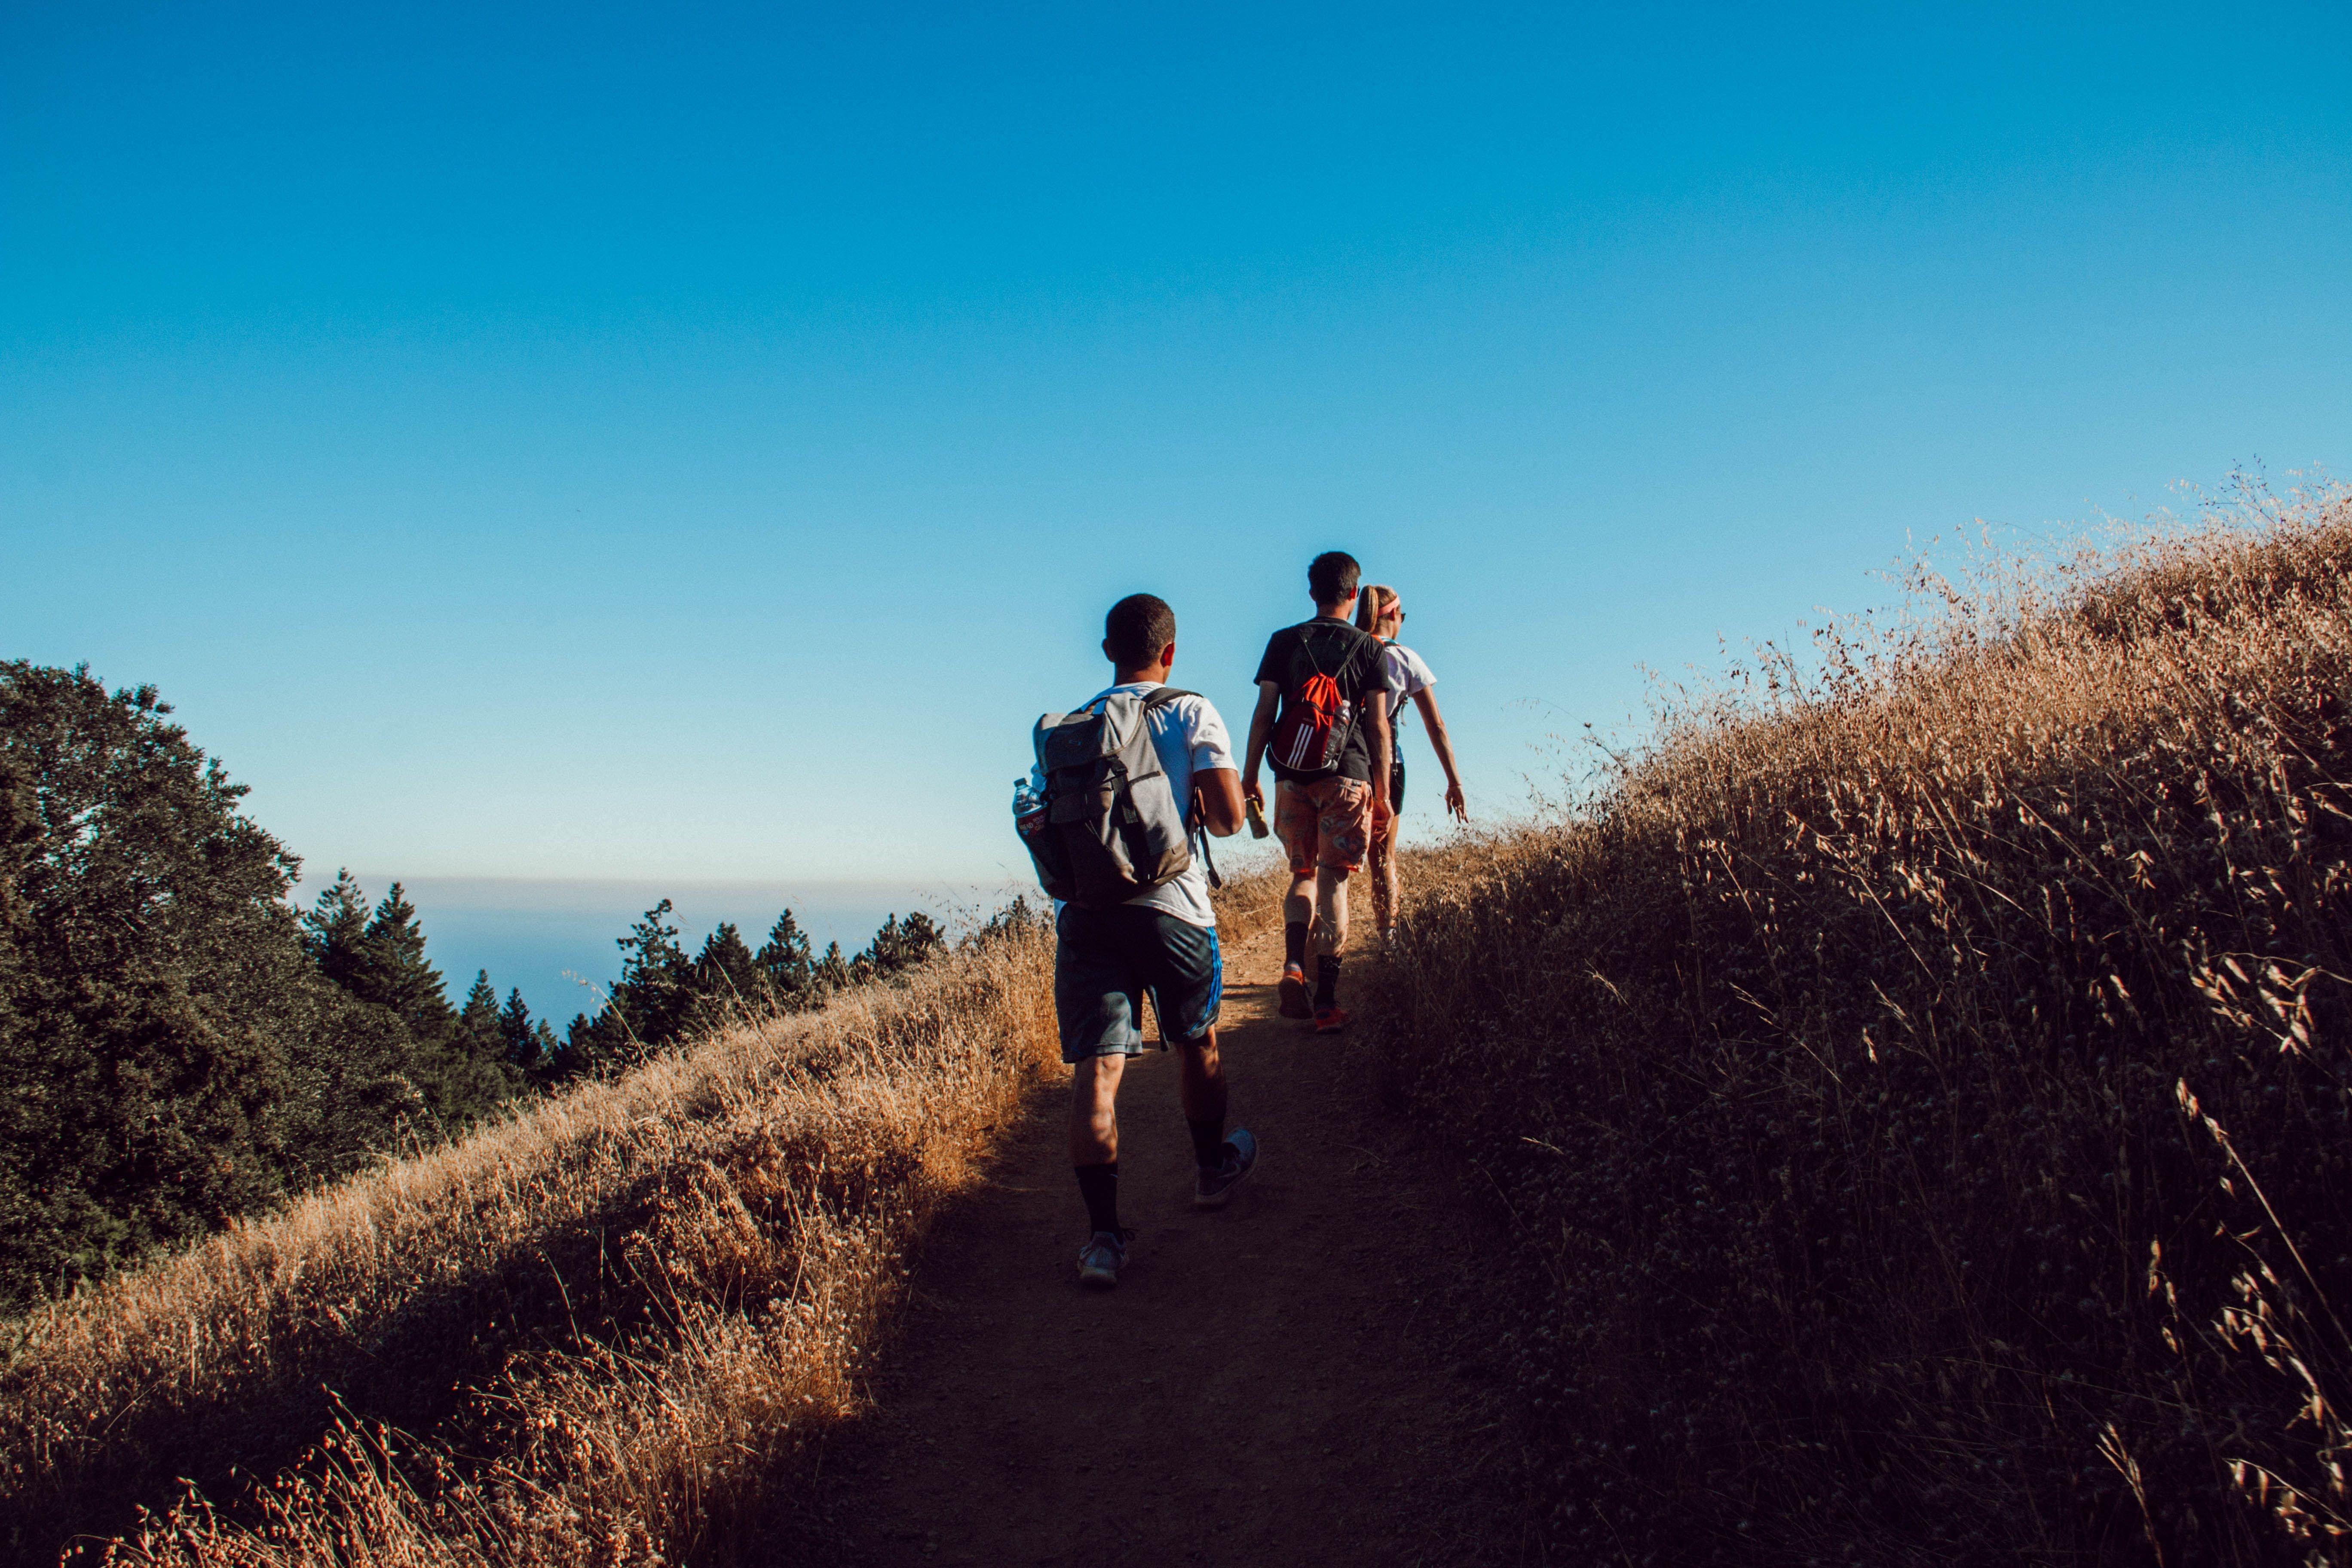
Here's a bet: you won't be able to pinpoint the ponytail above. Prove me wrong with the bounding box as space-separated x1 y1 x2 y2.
1355 584 1398 634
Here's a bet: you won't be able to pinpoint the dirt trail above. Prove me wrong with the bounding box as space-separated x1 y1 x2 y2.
764 928 1528 1567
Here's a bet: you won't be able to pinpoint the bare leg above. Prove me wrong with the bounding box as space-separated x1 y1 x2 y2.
1069 1052 1126 1165
1314 864 1351 955
1176 1028 1227 1128
1283 871 1315 939
1369 817 1399 935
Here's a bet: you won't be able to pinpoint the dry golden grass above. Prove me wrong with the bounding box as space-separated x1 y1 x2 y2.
25 484 2345 1567
7 874 1291 1568
3 918 1059 1565
1374 482 2352 1565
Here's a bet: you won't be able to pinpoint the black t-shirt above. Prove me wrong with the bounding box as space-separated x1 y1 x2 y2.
1254 618 1387 782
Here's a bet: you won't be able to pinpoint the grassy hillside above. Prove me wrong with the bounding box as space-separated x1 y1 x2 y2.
1374 487 2352 1564
2 917 1058 1566
18 487 2349 1566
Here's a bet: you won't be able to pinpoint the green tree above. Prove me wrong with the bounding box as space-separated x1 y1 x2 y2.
560 900 695 1077
304 875 518 1129
301 870 373 990
455 971 502 1058
425 970 523 1126
756 907 816 1010
499 987 555 1076
350 884 456 1044
0 749 104 1301
971 894 1047 946
860 912 946 979
556 1011 602 1081
0 664 429 1307
687 921 759 1030
615 899 693 1044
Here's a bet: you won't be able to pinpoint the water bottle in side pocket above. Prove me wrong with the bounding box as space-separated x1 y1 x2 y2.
1013 776 1072 897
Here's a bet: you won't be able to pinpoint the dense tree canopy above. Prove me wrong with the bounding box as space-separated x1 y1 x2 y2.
0 665 422 1305
552 903 952 1077
0 661 956 1309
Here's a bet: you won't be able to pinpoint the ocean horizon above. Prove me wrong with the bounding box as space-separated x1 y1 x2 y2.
290 873 1035 1027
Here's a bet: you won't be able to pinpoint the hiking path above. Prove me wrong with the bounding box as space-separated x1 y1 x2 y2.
761 925 1531 1567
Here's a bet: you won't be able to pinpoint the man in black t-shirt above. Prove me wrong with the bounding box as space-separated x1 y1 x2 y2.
1241 550 1393 1032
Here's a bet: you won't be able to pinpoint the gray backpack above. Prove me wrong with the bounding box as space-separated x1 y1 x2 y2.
1021 688 1214 909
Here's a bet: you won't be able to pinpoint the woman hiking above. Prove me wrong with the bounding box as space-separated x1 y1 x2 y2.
1354 583 1467 950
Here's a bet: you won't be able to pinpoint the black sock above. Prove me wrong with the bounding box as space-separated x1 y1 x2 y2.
1315 953 1342 1007
1187 1117 1228 1170
1075 1162 1119 1233
1283 921 1308 968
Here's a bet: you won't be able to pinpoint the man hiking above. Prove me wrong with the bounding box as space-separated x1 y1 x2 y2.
1016 593 1257 1289
1241 551 1393 1033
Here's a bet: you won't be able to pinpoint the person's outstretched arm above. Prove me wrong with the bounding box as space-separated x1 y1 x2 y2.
1241 681 1279 805
1412 686 1467 819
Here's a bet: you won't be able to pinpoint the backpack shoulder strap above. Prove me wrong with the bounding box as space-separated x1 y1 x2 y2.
1293 629 1326 679
1146 688 1223 888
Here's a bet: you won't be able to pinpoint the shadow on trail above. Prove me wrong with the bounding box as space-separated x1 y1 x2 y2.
756 934 1536 1568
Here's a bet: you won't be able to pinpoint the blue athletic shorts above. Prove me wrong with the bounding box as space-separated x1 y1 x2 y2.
1053 903 1223 1062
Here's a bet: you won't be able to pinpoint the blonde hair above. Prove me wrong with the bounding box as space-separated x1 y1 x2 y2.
1355 583 1400 634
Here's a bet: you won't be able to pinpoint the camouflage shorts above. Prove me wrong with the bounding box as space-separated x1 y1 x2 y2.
1274 775 1373 874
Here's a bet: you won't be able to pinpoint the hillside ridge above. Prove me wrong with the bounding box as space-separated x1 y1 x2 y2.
15 490 2352 1566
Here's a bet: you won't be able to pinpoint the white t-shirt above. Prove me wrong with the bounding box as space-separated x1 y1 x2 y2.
1381 643 1437 741
1029 681 1237 928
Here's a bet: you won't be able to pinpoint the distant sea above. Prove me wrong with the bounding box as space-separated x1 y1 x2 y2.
289 875 1032 1028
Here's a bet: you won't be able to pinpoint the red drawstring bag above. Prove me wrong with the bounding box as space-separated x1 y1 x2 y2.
1272 649 1354 773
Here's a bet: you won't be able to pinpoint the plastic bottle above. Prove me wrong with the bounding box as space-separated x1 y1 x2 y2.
1013 777 1048 841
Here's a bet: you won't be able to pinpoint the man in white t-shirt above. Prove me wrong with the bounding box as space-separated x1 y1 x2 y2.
1029 593 1256 1289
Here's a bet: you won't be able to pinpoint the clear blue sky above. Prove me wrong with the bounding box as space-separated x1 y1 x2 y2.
7 0 2350 906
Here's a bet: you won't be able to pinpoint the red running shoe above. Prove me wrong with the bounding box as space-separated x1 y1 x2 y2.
1313 1004 1349 1035
1277 963 1313 1019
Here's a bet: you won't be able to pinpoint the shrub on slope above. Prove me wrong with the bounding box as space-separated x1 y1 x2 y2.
1377 487 2352 1564
2 914 1055 1566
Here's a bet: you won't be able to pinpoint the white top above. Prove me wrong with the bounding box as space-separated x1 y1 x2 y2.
1030 680 1237 928
1381 642 1437 738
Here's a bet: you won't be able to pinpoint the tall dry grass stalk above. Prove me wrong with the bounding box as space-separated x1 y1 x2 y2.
1376 482 2352 1565
3 919 1058 1565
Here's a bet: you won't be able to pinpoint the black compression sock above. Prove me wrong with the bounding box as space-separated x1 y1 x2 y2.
1075 1162 1119 1233
1283 921 1309 968
1187 1118 1228 1170
1315 953 1342 1007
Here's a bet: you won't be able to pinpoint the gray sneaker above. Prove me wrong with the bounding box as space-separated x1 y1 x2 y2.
1078 1228 1132 1289
1193 1127 1259 1209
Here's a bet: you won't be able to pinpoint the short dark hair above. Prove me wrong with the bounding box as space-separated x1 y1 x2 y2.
1104 593 1176 667
1308 551 1360 606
